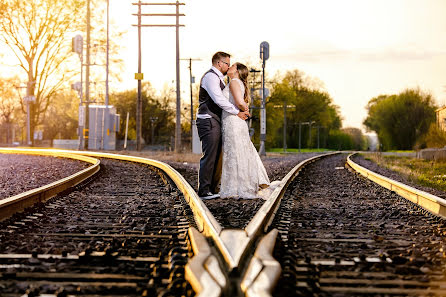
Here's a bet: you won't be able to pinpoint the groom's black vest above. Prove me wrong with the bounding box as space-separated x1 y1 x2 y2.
198 69 225 122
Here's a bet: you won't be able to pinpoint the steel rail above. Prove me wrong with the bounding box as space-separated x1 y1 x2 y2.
0 148 339 296
0 148 226 295
347 152 446 219
239 152 339 296
0 148 100 222
39 150 223 237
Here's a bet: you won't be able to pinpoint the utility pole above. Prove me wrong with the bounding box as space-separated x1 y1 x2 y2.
135 0 142 151
105 0 109 106
132 1 185 152
283 97 287 152
181 57 201 150
175 1 181 153
84 0 91 150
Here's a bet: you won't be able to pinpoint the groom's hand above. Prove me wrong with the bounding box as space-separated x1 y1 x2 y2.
237 110 250 120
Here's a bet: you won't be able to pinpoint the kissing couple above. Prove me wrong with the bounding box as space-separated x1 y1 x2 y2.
196 51 278 200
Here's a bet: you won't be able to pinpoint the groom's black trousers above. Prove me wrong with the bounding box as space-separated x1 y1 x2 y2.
196 117 222 196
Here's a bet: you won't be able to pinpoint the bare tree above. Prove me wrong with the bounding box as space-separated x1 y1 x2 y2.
0 0 85 144
0 76 21 143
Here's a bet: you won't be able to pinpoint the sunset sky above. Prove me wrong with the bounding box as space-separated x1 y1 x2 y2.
108 0 446 131
4 0 446 131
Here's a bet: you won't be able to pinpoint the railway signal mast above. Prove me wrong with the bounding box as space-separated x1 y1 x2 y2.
259 41 269 156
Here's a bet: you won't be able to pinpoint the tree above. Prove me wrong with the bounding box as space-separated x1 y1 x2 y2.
110 83 176 148
363 88 437 150
42 91 79 142
423 123 446 148
0 76 21 143
342 127 368 150
263 69 342 149
0 0 126 146
0 0 85 144
327 130 354 150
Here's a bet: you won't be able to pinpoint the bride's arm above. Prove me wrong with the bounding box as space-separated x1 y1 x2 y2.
229 80 248 111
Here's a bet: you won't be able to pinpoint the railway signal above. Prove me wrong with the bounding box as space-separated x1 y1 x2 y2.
259 41 269 156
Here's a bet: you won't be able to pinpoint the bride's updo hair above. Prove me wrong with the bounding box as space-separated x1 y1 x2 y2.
235 63 250 104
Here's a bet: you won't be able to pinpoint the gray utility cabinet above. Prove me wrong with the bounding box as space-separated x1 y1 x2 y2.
88 105 120 150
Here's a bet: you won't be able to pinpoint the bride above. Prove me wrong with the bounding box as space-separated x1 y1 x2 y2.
219 62 275 199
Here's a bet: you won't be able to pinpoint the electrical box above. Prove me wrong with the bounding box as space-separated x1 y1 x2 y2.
72 35 83 55
88 105 119 150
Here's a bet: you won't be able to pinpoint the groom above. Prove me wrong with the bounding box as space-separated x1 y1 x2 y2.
196 51 250 200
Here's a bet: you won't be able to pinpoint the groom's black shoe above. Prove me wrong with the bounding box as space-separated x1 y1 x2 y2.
199 192 220 200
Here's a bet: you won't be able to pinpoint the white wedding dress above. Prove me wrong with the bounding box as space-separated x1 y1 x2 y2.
219 78 274 200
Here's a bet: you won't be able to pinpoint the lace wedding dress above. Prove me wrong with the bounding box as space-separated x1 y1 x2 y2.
219 78 273 199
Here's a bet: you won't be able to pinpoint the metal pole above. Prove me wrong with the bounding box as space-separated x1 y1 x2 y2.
189 59 193 149
84 0 91 150
102 0 110 151
175 0 181 153
26 102 30 145
124 112 129 150
136 0 142 151
151 119 155 145
298 122 301 153
317 126 320 149
283 99 287 152
259 60 266 156
309 122 312 149
105 0 109 106
131 2 185 151
100 108 105 149
181 57 200 151
78 50 84 150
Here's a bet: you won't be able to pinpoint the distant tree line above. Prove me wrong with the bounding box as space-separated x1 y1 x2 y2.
363 88 438 150
249 69 367 151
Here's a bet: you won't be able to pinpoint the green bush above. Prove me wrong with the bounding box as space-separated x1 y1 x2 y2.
423 123 446 148
327 130 355 150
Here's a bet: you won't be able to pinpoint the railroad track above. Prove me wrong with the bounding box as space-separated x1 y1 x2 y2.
0 153 195 296
1 149 446 297
271 153 446 296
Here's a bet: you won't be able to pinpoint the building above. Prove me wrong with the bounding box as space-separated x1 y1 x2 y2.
436 106 446 131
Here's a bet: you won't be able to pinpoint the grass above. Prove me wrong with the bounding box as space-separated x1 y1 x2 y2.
364 153 446 192
267 148 333 153
384 150 416 153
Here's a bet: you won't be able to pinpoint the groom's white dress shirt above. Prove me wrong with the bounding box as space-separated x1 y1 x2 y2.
196 66 239 119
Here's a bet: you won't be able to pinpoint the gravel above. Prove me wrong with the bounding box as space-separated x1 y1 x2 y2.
167 152 323 229
0 154 90 200
0 159 193 296
272 154 446 296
